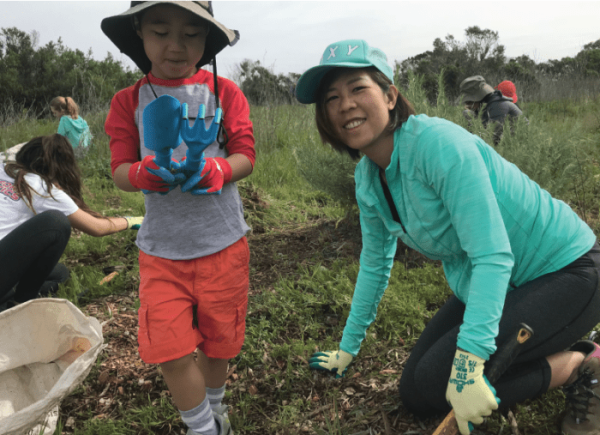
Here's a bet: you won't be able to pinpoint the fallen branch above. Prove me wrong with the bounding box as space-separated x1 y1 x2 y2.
306 403 332 419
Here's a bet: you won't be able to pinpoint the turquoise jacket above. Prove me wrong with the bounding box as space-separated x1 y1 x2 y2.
58 116 91 148
339 114 595 360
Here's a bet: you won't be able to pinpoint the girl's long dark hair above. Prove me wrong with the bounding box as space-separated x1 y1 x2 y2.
4 134 101 217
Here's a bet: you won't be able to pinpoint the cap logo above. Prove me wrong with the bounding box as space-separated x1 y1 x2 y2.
347 45 358 56
328 46 338 60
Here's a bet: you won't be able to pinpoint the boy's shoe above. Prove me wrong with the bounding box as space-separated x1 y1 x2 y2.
185 406 233 435
562 340 600 435
213 405 233 435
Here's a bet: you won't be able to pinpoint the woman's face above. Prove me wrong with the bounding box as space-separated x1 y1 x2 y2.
324 69 396 154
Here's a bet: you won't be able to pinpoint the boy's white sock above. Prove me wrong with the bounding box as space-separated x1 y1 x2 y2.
206 384 226 410
180 396 217 435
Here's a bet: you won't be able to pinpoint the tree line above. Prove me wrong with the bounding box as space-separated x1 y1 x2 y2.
0 27 141 118
396 26 600 103
1 25 599 117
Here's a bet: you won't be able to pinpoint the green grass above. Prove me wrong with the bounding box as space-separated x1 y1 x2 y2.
1 76 599 434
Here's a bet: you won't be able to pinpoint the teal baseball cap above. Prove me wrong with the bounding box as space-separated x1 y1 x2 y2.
295 39 394 104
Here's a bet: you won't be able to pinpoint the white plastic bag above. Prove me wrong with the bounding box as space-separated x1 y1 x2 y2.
0 143 26 164
0 298 104 435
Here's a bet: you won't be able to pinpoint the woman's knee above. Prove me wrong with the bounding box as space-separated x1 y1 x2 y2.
399 355 451 418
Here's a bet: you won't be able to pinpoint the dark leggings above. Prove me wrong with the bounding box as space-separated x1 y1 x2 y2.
0 210 71 303
399 242 600 418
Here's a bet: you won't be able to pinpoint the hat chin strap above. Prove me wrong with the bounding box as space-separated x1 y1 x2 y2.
211 55 229 149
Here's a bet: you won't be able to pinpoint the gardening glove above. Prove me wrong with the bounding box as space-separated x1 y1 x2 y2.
128 156 185 195
446 348 500 435
124 216 144 230
309 349 353 379
180 156 232 195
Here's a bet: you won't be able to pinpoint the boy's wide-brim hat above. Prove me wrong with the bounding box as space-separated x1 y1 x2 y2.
101 1 239 74
295 39 394 104
460 75 495 103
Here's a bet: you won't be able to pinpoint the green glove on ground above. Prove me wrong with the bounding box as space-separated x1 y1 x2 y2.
446 348 499 435
124 216 144 230
309 349 353 378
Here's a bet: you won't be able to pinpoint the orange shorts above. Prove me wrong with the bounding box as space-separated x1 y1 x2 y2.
137 237 249 364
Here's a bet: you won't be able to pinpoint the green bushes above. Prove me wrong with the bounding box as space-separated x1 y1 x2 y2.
0 27 141 120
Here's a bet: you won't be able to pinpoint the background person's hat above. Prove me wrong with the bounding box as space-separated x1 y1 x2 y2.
495 80 518 104
101 1 239 74
460 75 495 103
295 39 394 104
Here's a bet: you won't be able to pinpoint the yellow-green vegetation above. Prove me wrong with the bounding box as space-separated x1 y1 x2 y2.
1 75 600 434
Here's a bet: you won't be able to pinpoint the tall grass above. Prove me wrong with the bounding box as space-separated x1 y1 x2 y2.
293 71 600 227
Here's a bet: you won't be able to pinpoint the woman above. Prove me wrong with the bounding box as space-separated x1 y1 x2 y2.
295 39 600 435
0 134 142 310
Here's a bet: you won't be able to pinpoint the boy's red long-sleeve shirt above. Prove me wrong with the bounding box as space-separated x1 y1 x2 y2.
107 70 255 175
105 69 255 260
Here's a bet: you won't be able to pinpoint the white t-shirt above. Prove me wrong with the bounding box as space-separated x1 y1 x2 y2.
0 165 79 240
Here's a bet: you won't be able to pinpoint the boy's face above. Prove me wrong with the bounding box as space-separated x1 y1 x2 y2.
137 4 209 80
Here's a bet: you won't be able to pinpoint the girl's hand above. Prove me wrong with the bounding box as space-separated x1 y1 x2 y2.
446 349 500 435
124 216 144 230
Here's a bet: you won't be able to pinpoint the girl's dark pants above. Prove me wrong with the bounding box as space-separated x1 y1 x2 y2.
0 210 71 304
399 242 600 418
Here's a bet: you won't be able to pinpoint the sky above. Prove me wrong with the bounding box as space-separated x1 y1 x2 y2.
2 1 600 81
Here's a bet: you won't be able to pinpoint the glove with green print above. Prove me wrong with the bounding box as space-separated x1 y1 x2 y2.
124 216 144 230
309 349 353 378
446 348 500 435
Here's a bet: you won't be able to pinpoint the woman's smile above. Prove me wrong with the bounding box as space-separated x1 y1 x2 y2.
344 119 366 130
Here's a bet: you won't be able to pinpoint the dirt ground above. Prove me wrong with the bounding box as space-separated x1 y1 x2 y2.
58 192 527 434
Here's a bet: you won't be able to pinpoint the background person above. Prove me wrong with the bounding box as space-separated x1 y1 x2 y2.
50 96 92 158
295 39 600 435
101 2 255 434
0 134 142 311
460 75 525 145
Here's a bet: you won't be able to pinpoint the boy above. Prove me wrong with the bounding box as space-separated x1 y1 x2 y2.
101 2 255 434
